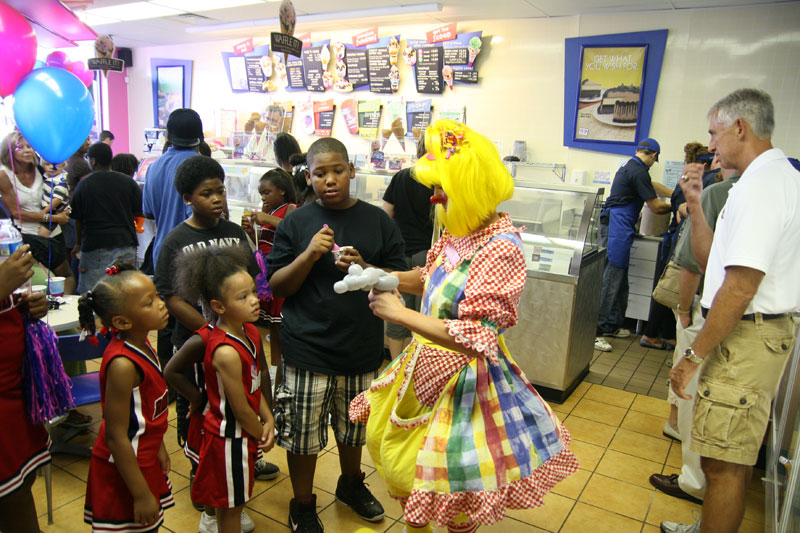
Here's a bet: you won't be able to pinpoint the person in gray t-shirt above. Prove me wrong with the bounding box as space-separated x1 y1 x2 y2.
648 160 738 505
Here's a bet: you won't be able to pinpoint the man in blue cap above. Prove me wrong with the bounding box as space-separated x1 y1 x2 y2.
595 138 672 351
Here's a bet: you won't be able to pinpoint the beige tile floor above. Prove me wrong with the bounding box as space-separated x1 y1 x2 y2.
34 355 767 532
587 334 674 398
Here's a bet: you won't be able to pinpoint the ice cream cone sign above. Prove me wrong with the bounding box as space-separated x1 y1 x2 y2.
320 44 331 69
442 66 454 90
279 0 296 63
279 0 296 36
388 37 399 66
403 45 416 66
94 34 115 78
468 36 482 67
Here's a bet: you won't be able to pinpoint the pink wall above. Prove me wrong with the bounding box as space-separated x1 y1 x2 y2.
107 66 130 153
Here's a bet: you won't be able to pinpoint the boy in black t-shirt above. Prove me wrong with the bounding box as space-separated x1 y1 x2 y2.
268 138 405 532
153 156 278 526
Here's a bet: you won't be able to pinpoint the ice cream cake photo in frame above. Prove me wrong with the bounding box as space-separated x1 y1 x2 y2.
573 45 646 144
563 30 667 157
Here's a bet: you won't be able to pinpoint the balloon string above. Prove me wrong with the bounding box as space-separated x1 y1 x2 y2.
6 134 24 225
47 167 54 290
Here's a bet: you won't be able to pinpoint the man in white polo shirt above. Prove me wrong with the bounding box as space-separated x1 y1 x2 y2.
662 89 800 533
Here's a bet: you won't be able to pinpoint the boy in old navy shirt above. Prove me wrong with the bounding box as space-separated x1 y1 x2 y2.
154 156 280 517
268 137 405 532
154 156 257 351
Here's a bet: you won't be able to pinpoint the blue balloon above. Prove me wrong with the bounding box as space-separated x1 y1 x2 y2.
12 67 94 164
34 59 45 69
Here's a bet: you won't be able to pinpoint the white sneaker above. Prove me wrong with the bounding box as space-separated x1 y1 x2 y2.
603 328 632 338
662 421 682 441
199 511 218 533
241 510 255 533
199 510 255 533
661 511 701 532
595 337 612 352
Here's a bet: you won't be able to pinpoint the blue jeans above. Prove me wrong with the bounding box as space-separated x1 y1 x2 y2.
597 262 629 335
78 246 136 294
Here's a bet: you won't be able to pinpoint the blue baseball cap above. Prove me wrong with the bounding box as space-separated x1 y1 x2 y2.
789 157 800 171
636 138 661 161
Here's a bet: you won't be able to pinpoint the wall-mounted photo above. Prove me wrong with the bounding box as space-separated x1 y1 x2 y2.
573 46 646 144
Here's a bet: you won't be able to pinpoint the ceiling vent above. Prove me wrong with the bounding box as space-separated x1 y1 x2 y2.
170 12 215 24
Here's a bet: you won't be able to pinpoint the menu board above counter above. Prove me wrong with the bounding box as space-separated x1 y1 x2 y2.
344 46 369 89
409 42 443 94
221 27 485 96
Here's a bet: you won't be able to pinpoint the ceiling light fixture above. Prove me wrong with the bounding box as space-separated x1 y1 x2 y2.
149 0 276 12
82 1 182 22
185 2 443 33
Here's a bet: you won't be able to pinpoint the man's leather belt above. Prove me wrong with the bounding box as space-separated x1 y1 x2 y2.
700 307 788 321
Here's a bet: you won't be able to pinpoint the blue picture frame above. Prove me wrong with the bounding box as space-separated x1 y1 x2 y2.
564 30 667 157
150 58 192 128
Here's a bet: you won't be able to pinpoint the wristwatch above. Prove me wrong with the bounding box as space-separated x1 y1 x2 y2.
684 347 704 364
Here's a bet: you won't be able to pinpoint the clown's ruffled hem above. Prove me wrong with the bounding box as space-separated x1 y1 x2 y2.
349 390 370 423
401 429 579 527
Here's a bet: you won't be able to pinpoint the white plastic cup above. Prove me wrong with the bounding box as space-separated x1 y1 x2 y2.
31 285 47 294
48 276 65 297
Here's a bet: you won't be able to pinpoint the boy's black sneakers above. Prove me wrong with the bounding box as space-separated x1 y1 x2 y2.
335 472 385 522
254 458 280 480
289 495 323 533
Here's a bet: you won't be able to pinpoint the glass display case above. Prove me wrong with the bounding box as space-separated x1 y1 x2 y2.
500 182 606 402
500 182 603 277
218 158 406 219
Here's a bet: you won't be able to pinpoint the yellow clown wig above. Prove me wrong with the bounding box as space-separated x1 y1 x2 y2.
414 119 514 237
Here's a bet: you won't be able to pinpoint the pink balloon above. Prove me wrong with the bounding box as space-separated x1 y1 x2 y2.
72 62 94 87
46 51 70 70
0 3 37 97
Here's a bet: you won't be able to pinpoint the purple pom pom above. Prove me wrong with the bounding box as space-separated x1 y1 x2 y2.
23 318 75 425
254 250 272 303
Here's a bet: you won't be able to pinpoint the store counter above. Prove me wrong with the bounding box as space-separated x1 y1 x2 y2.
500 182 605 403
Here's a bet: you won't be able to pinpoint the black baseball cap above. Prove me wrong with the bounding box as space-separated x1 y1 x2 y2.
166 108 203 148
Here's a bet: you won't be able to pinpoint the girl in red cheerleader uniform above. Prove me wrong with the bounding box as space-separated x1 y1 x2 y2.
80 261 173 532
241 168 297 390
175 246 275 533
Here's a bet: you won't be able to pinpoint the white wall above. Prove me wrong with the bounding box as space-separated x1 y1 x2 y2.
126 2 800 188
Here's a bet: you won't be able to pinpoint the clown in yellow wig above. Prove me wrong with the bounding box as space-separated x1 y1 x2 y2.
350 120 578 533
414 119 514 237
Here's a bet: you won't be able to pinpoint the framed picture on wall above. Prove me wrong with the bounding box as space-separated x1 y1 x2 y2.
572 45 647 144
156 66 184 128
151 58 193 128
563 30 667 157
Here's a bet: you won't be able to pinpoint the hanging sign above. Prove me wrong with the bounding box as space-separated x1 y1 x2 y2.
271 33 302 57
426 23 457 44
234 38 254 55
353 27 379 47
88 35 124 73
313 99 335 137
302 41 330 92
406 100 432 139
341 98 359 134
367 35 400 94
358 100 382 139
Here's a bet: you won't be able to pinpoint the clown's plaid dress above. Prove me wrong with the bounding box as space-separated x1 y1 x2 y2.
350 214 578 526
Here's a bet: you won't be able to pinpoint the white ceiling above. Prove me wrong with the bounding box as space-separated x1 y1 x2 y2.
68 0 796 47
